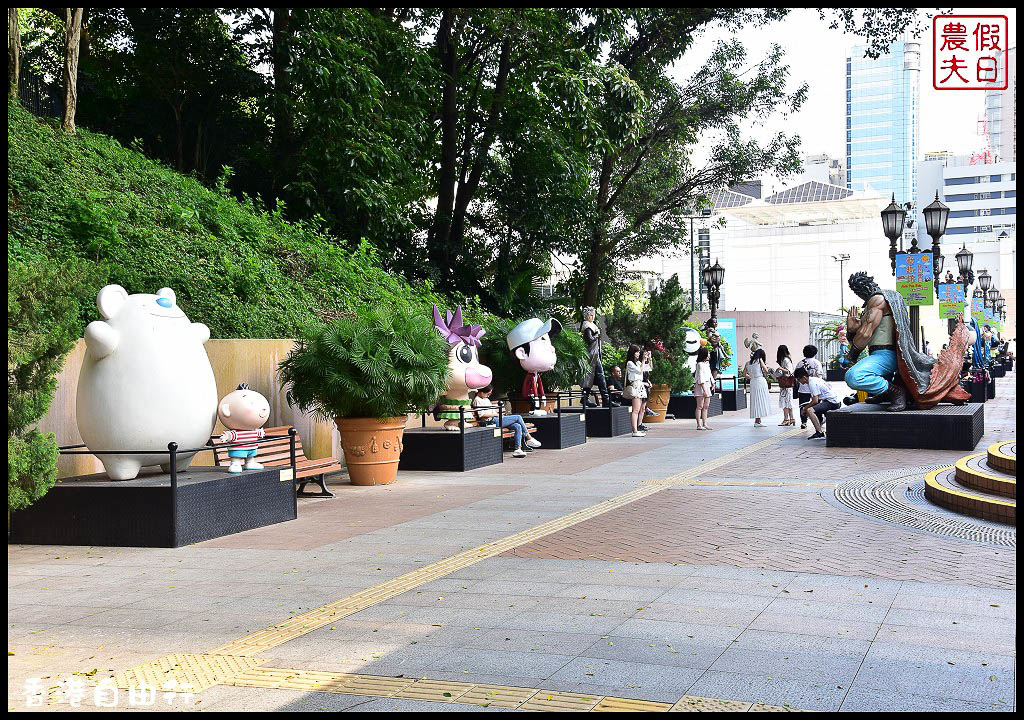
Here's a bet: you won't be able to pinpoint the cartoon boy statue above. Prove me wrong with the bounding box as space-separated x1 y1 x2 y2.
506 318 562 415
218 383 271 473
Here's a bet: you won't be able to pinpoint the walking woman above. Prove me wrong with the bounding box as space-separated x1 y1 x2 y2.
693 346 714 430
744 348 773 426
624 344 651 437
776 345 795 426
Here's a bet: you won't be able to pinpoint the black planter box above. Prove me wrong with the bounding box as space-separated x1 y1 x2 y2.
990 365 1005 378
9 465 296 548
825 368 847 382
968 381 988 404
668 393 724 419
825 402 984 451
718 386 747 411
562 405 632 437
987 375 996 399
399 426 502 472
526 411 587 449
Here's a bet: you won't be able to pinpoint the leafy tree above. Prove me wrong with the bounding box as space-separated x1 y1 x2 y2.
8 258 99 510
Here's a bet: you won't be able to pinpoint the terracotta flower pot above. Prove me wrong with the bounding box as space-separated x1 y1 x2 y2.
335 416 407 486
646 384 670 423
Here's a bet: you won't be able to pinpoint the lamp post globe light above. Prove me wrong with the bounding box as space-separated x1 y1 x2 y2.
702 258 724 319
954 244 974 293
978 268 992 292
881 195 907 273
987 287 999 308
923 192 950 297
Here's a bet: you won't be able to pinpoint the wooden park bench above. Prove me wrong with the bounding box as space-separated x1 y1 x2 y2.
210 425 340 498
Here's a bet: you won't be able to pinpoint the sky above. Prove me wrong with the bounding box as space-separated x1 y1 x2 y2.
677 8 1016 178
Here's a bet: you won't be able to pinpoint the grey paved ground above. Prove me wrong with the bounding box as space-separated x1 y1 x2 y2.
8 381 1016 712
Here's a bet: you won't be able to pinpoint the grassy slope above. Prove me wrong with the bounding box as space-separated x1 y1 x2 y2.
7 100 441 338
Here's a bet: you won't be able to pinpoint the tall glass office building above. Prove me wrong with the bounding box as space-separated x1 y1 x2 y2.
845 40 920 205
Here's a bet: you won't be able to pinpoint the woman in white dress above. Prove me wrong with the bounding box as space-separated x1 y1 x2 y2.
624 344 651 437
776 345 795 426
692 346 714 430
744 348 773 426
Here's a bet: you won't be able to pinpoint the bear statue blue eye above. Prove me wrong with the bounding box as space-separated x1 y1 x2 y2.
156 297 172 308
457 344 474 363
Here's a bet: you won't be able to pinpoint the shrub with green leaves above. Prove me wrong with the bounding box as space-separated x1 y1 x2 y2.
279 306 451 420
9 258 99 511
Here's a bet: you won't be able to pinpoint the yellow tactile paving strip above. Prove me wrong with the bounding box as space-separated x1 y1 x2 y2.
110 428 805 709
217 665 805 711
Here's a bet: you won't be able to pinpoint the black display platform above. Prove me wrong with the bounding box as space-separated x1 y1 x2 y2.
9 465 296 548
987 375 996 399
826 402 984 450
399 425 503 472
668 393 723 419
990 365 1006 378
825 368 847 382
526 412 587 449
562 405 632 437
968 380 987 404
719 386 747 412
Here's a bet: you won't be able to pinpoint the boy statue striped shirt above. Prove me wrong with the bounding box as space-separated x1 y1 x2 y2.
223 428 265 451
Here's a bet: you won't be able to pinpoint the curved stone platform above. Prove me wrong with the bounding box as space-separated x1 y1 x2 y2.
925 466 1016 524
987 441 1016 476
954 453 1016 499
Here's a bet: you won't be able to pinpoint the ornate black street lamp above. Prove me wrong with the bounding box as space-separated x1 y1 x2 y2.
881 195 906 274
954 244 974 293
923 192 949 298
977 268 992 292
702 259 724 319
986 287 999 309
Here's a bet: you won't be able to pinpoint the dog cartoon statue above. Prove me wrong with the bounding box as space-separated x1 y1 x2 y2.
217 384 271 473
76 285 218 480
507 318 562 415
434 306 493 430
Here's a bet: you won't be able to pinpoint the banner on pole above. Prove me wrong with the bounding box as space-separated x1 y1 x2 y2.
896 253 934 306
937 283 966 319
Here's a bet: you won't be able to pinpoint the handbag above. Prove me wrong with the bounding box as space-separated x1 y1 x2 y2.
778 374 795 389
621 384 634 400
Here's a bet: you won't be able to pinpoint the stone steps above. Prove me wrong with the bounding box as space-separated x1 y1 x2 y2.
924 441 1016 525
987 441 1016 476
954 452 1016 499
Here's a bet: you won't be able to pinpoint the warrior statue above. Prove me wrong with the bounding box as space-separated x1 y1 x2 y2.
580 307 616 407
844 271 971 411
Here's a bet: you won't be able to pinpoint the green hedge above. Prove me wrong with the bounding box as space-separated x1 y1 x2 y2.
7 100 445 338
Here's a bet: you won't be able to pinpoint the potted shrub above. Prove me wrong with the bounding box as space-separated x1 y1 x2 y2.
279 305 450 486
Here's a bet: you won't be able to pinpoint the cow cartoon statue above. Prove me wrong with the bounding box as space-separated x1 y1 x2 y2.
507 317 562 415
683 328 703 377
434 306 493 430
77 285 218 480
217 384 271 473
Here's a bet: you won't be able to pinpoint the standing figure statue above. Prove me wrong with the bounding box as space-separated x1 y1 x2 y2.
703 318 723 380
580 307 616 407
843 272 970 411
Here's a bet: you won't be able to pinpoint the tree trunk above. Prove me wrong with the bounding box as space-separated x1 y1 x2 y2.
8 8 20 98
428 9 459 276
581 153 615 308
270 7 292 192
61 8 83 134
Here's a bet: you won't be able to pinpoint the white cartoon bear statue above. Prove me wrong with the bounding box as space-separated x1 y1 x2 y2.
683 328 702 377
218 384 271 473
76 285 219 480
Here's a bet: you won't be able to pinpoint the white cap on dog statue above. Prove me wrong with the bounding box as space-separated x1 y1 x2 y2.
218 384 271 473
507 318 561 415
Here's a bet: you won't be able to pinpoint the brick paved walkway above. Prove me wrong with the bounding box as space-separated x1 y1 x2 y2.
504 487 1015 587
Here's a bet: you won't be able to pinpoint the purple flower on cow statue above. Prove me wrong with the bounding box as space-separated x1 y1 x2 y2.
433 306 493 431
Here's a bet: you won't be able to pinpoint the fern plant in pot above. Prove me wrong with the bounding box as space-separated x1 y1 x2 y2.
279 305 449 486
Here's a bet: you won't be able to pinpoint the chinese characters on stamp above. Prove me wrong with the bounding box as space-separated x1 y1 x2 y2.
933 15 1009 90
